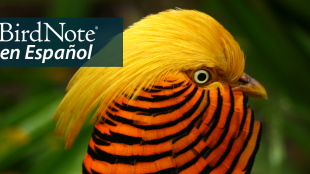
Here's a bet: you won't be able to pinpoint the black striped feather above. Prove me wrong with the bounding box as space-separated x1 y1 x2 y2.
82 79 262 174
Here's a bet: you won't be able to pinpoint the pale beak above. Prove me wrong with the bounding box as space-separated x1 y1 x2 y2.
232 72 268 99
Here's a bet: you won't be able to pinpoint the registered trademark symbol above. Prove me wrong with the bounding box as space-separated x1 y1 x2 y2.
95 26 98 30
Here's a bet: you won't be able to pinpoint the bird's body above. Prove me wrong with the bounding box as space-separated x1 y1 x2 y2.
54 9 267 174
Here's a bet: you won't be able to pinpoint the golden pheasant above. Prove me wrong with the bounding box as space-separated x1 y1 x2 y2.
54 9 267 174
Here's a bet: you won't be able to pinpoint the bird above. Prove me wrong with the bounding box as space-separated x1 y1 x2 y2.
53 9 267 174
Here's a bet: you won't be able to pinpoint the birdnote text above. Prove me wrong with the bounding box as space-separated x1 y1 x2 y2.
0 22 95 63
0 18 123 67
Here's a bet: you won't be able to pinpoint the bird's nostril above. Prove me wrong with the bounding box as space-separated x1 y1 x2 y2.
238 77 249 85
238 73 250 85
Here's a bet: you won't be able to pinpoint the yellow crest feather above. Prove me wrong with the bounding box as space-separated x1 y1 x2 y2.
53 9 245 148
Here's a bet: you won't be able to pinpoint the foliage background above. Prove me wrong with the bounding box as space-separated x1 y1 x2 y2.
0 0 309 174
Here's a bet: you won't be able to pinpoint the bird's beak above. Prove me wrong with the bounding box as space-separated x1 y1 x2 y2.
232 72 268 99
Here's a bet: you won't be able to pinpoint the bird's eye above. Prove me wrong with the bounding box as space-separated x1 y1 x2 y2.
193 70 210 84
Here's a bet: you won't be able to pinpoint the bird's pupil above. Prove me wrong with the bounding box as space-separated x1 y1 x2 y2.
198 73 206 81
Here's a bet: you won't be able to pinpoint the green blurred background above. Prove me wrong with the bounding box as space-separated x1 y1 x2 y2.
0 0 310 174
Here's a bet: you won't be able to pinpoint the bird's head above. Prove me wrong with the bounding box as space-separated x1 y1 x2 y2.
54 9 267 148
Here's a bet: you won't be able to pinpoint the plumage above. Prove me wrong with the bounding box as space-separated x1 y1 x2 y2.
54 9 267 174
